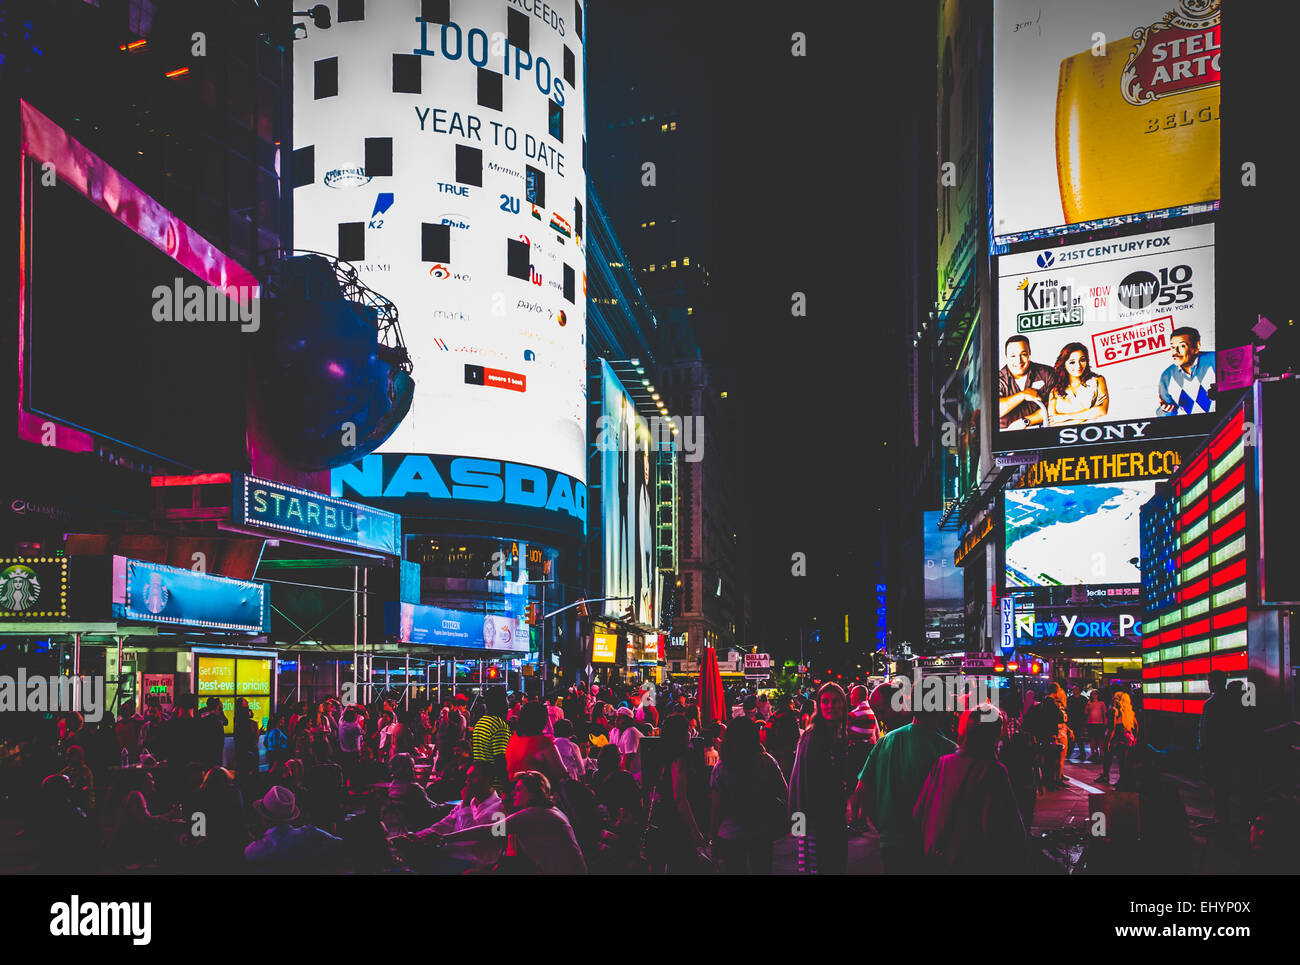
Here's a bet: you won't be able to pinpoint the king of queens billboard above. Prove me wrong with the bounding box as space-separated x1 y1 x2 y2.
993 0 1220 242
995 223 1215 453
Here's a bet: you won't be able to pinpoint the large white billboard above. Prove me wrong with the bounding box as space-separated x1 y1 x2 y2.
295 1 587 485
995 223 1215 452
993 0 1220 240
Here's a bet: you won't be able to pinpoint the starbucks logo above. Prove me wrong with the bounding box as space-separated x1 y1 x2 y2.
0 564 41 612
142 572 170 615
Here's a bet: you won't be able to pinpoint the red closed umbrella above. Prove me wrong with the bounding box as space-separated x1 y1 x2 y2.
696 646 726 725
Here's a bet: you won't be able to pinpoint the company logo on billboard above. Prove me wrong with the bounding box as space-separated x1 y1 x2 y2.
465 364 526 393
556 310 567 328
517 299 545 314
1121 1 1220 106
1035 251 1055 268
369 192 395 228
549 211 572 240
433 338 449 351
1016 278 1083 333
141 572 170 615
528 265 543 287
489 162 523 179
437 182 470 197
323 166 371 188
430 309 466 320
428 264 470 281
440 214 471 230
1117 270 1160 309
0 564 41 611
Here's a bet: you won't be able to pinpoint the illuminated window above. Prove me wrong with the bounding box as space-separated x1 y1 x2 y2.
687 307 693 315
648 264 655 271
720 391 728 399
670 260 677 268
649 221 656 227
670 121 677 130
661 123 668 132
683 256 690 266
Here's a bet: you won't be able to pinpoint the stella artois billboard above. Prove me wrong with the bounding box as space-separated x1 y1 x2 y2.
993 0 1221 240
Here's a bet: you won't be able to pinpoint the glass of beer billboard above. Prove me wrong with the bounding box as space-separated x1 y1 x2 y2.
1056 14 1220 224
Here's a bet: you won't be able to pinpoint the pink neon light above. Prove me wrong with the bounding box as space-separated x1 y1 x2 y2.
17 99 258 451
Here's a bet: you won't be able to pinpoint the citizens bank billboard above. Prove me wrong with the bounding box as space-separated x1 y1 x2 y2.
995 223 1215 453
993 0 1220 241
297 2 588 525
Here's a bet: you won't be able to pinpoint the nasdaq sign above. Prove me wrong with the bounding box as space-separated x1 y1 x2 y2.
332 453 586 530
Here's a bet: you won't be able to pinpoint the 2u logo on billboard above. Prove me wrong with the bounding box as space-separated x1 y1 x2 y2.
500 194 521 214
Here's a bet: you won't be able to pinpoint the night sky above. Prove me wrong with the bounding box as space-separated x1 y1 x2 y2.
590 4 936 650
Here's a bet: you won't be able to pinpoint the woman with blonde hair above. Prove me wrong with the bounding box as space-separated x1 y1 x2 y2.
1099 690 1138 787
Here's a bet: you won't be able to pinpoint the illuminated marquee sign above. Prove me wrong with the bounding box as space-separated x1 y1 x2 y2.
332 453 585 532
1140 402 1249 714
875 583 887 650
955 513 997 566
1014 611 1141 641
111 557 268 633
234 474 400 555
0 556 68 619
1014 443 1184 489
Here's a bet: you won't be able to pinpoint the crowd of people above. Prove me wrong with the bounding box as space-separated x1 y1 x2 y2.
3 669 1293 874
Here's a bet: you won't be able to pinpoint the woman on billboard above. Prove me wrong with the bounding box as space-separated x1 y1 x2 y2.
638 442 653 625
1047 343 1109 425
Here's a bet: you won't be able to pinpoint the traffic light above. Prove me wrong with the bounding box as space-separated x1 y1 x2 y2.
576 599 588 618
487 664 501 682
623 603 635 624
526 603 540 625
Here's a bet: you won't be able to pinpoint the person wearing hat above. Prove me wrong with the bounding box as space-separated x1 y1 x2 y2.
611 706 643 782
244 785 343 871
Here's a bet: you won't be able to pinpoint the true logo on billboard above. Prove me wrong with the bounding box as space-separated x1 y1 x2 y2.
437 182 470 197
323 166 371 188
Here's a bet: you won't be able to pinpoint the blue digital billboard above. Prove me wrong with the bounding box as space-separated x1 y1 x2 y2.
386 601 526 652
111 557 268 633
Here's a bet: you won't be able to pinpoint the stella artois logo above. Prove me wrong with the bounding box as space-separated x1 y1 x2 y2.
1122 0 1221 106
0 564 42 612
